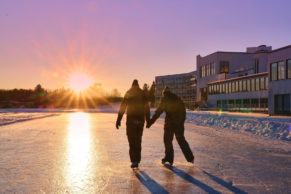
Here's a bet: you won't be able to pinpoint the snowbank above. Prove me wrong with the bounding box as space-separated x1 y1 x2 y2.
0 113 58 126
184 111 291 141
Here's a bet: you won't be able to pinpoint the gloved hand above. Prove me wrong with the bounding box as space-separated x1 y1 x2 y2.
116 120 121 129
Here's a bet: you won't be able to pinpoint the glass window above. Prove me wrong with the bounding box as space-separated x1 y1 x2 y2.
239 80 242 92
243 80 246 91
260 77 265 90
265 77 268 90
254 59 259 74
226 83 229 94
222 100 227 108
251 79 255 91
275 95 283 112
213 84 215 94
219 61 229 74
211 63 215 75
247 79 250 91
220 84 224 94
229 82 232 93
271 63 277 81
278 61 285 80
235 99 242 108
256 78 260 91
206 64 210 76
260 98 268 108
232 82 235 92
243 99 250 108
220 84 222 94
222 83 225 93
288 60 291 79
251 99 259 108
217 100 221 108
214 84 217 94
284 94 290 112
235 81 239 92
229 100 234 108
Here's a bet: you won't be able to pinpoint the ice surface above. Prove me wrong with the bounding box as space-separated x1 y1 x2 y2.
0 113 290 193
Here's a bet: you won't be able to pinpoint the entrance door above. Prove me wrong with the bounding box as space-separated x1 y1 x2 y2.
275 94 290 115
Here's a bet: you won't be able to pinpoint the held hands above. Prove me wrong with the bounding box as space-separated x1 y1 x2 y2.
116 120 121 129
146 120 153 128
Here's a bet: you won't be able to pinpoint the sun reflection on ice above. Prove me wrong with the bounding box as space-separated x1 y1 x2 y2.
65 112 93 191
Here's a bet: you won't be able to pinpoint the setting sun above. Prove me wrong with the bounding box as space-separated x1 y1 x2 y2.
68 72 93 93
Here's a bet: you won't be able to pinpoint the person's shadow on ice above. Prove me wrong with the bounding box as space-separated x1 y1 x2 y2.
163 164 221 194
134 170 169 194
163 164 247 194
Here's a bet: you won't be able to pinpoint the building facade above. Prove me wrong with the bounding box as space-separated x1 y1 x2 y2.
154 44 290 115
196 45 271 106
268 45 291 115
196 44 291 115
208 72 269 112
155 71 196 108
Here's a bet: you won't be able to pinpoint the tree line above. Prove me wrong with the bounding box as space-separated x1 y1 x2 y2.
0 82 156 108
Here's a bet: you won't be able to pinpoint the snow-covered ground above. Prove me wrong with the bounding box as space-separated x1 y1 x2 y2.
152 110 291 142
185 111 291 141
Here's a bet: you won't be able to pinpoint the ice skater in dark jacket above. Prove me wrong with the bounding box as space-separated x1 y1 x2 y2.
147 86 194 165
116 79 150 168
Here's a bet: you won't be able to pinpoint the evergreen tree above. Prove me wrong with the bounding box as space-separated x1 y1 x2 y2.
143 83 149 101
149 81 156 107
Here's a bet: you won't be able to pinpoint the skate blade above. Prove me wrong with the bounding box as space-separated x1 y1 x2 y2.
162 163 173 169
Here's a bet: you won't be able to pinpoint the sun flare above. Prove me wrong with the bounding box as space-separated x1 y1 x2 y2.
68 72 93 93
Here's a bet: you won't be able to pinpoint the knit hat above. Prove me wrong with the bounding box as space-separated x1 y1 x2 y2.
132 79 139 87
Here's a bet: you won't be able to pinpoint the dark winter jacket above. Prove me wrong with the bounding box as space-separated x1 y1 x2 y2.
117 86 150 125
151 91 186 125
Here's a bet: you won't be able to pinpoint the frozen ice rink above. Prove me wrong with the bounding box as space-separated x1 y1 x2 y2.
0 112 291 193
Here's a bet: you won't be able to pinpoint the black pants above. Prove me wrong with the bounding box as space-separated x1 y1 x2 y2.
126 122 144 163
163 122 194 163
